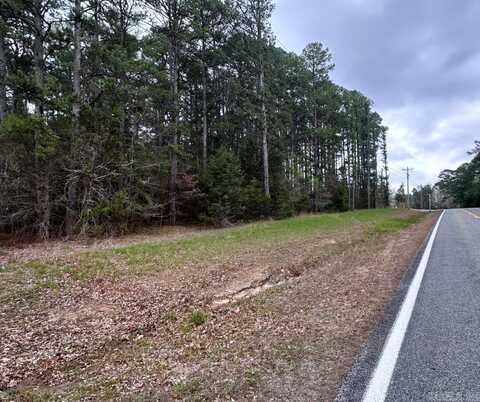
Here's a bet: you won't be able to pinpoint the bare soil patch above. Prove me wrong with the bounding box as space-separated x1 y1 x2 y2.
0 211 437 401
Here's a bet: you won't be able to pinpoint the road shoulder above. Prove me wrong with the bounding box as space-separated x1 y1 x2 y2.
335 212 441 402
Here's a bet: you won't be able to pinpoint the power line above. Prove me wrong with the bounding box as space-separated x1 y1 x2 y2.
402 167 414 208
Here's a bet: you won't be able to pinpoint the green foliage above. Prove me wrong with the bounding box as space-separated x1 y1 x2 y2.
0 114 59 160
395 184 406 206
202 148 244 223
271 175 294 218
0 0 390 238
411 184 433 209
437 147 480 207
292 188 311 213
80 191 132 235
331 183 349 212
242 179 272 219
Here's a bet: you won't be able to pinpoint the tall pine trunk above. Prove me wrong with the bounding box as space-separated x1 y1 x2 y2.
168 2 179 225
201 46 208 173
33 2 50 239
200 3 208 173
0 20 6 122
65 0 82 237
260 68 269 198
256 1 270 198
169 62 178 225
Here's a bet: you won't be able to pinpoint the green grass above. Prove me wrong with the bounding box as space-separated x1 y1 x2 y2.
4 378 122 402
189 310 208 326
371 212 423 234
81 208 421 275
181 310 209 334
172 379 204 399
244 368 261 386
0 209 426 305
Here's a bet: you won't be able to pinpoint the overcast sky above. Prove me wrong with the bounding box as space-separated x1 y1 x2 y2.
271 0 480 190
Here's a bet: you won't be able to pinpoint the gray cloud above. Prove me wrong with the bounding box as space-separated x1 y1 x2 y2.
272 0 480 189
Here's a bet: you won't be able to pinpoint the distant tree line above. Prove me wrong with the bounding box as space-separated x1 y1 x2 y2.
411 185 433 209
437 142 480 208
0 0 389 239
393 183 436 209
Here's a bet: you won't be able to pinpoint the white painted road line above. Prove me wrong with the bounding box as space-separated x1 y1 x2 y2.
463 209 480 219
361 210 446 402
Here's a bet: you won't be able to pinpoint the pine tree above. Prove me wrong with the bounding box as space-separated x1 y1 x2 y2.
0 0 390 237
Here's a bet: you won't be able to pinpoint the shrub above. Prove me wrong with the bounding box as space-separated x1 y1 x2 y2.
201 148 244 223
80 190 132 235
241 179 271 219
271 174 294 219
331 183 349 212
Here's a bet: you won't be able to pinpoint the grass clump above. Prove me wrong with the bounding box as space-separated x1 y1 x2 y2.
173 379 203 398
273 339 306 365
180 310 208 334
244 368 261 386
189 310 208 327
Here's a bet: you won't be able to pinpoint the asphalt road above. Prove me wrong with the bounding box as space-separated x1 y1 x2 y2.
385 208 480 402
337 208 480 402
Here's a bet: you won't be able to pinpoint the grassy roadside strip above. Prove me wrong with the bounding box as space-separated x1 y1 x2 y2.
0 208 432 401
1 209 422 305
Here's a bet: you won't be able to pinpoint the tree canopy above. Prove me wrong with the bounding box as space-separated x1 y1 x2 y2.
437 142 480 208
0 0 389 238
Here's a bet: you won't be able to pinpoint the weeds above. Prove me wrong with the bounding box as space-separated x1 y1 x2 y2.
173 379 203 398
181 310 208 334
189 310 208 327
244 368 261 386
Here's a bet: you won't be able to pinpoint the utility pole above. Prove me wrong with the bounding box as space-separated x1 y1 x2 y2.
402 167 414 209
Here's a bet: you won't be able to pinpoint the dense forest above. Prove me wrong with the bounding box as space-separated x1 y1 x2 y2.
0 0 389 239
437 141 480 208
